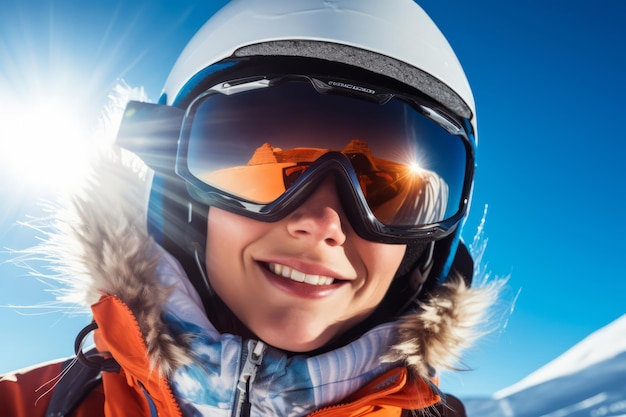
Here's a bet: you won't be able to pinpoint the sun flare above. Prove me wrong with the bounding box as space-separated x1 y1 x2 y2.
0 96 91 190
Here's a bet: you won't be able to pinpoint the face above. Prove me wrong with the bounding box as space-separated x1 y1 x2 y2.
205 176 406 352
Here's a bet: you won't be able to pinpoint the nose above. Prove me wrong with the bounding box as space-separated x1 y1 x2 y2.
286 176 347 247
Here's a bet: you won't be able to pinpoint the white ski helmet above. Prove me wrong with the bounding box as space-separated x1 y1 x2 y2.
160 0 476 137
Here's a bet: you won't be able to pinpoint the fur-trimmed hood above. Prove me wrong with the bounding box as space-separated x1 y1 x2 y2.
35 147 500 412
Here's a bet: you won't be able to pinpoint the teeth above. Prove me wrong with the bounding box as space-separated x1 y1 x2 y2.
268 263 335 286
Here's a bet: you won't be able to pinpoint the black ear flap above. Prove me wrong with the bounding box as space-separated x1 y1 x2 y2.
419 235 474 298
115 101 185 173
447 240 473 287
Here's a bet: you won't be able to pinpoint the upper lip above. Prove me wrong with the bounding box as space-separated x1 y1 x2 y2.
257 258 353 281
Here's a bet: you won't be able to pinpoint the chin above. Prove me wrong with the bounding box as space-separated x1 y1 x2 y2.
268 336 328 354
259 327 335 354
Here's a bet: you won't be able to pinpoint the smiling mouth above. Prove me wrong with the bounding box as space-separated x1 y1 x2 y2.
267 263 336 286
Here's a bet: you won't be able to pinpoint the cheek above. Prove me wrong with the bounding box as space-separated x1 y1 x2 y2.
353 241 407 291
366 241 406 270
205 212 235 295
207 209 255 245
206 211 236 268
204 209 267 283
206 208 269 249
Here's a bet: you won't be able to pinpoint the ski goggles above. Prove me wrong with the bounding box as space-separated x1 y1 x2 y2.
176 75 475 243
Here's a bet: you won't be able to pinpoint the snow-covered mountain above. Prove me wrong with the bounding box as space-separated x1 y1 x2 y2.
464 314 626 417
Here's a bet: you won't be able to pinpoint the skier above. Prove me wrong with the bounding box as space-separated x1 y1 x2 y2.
0 1 499 415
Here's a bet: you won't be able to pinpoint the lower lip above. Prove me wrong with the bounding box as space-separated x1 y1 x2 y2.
260 265 346 299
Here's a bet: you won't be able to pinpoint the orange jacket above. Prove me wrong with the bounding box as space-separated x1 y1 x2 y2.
0 295 441 417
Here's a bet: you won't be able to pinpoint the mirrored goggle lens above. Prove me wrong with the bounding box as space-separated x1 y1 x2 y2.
180 78 471 227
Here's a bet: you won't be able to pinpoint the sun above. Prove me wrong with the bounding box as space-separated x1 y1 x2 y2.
0 95 92 190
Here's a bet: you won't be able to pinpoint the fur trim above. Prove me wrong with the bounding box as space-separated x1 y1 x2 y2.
31 147 189 376
385 274 502 381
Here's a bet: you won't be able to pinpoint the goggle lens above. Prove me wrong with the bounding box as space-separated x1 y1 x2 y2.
179 77 472 230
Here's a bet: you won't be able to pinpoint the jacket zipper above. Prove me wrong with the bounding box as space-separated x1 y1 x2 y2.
233 339 266 417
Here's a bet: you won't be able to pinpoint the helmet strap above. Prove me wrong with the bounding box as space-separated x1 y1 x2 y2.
191 241 214 298
385 240 434 316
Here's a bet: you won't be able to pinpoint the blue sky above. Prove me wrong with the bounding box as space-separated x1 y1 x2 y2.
0 0 624 399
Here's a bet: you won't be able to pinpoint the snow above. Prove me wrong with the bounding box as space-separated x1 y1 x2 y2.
495 314 626 398
464 314 626 417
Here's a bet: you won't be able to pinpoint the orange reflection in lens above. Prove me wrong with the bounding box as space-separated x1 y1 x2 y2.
196 139 449 226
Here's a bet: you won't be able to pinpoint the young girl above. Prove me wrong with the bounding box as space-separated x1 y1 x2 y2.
0 1 499 416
